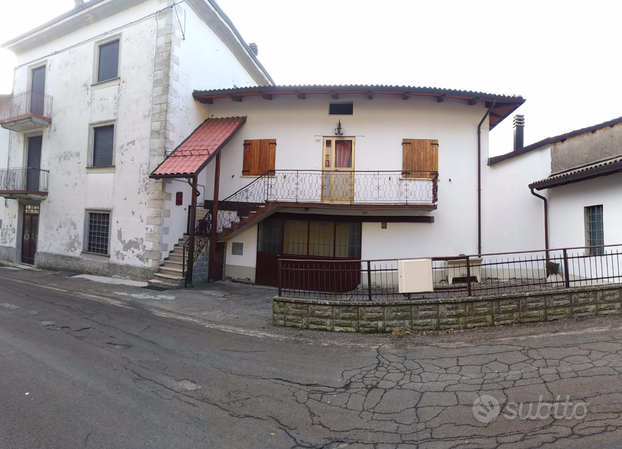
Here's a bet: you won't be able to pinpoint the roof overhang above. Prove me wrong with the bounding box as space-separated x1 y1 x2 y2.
150 116 246 179
193 85 525 130
529 156 622 190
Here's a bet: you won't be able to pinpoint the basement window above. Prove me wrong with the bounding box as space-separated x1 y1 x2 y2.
329 103 353 115
85 211 111 255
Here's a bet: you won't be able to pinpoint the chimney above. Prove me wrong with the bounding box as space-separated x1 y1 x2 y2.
75 0 84 7
513 114 525 151
248 43 259 56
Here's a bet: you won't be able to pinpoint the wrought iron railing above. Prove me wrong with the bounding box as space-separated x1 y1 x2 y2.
215 169 438 234
182 207 212 278
0 91 53 122
278 244 622 300
0 167 49 193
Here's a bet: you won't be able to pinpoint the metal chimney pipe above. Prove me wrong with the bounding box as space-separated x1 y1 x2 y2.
248 43 259 56
513 114 525 151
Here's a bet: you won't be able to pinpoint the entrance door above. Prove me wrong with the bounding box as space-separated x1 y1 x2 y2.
26 136 42 191
21 204 40 265
322 137 355 203
31 66 46 117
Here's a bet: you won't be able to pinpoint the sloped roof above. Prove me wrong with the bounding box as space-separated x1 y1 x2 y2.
489 115 622 166
150 116 246 179
529 155 622 190
193 84 525 130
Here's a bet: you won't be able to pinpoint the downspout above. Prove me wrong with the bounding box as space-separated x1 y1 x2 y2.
477 100 495 255
530 187 549 260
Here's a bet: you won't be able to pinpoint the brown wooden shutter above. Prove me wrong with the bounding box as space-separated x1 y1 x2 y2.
243 139 276 176
402 139 438 178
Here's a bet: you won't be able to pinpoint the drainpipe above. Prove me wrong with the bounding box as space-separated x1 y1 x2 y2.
185 176 199 287
530 187 549 260
477 100 495 255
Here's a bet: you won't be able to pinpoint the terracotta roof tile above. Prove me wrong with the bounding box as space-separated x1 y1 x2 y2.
151 116 246 178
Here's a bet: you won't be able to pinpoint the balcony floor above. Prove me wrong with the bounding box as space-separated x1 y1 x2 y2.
0 190 48 201
0 114 51 132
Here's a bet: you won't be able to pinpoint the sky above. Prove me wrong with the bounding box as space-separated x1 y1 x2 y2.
2 0 622 156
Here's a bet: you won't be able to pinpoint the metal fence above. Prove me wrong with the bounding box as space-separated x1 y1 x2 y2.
0 90 53 122
277 244 622 300
0 167 49 193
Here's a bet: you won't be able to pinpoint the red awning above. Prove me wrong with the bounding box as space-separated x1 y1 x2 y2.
150 116 246 178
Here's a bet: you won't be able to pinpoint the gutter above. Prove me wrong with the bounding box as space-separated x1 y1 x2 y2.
530 188 549 260
477 100 495 255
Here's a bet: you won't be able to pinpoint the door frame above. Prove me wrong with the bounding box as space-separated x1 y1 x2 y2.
321 136 355 204
20 203 40 265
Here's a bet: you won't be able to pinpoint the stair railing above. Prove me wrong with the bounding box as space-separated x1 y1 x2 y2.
182 208 213 277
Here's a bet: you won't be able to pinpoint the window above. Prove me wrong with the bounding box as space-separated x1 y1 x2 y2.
402 139 438 178
97 39 119 83
86 211 111 255
258 217 361 258
242 139 276 176
329 103 353 115
92 125 115 167
585 205 604 255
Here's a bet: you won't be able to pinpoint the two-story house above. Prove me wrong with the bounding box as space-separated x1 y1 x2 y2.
150 85 525 287
0 0 272 280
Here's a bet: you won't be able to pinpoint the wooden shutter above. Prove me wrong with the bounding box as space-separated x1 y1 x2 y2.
242 139 276 176
93 125 114 167
98 40 119 82
402 139 438 179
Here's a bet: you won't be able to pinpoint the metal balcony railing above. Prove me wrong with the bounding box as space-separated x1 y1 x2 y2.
0 90 53 123
215 169 439 234
0 167 49 193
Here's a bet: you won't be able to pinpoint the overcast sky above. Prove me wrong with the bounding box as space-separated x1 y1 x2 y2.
2 0 621 156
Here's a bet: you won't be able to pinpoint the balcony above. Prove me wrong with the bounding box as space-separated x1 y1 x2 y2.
0 91 53 132
0 167 49 200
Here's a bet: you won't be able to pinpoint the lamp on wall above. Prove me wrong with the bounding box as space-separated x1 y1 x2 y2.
334 120 345 136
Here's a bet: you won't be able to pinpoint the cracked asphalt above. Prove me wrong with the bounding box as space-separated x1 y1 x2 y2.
1 267 622 448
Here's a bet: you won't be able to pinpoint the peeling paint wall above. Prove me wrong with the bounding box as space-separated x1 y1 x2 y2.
2 1 161 274
551 122 622 173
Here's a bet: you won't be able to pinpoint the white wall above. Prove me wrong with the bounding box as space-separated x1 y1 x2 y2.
3 1 159 268
548 172 622 249
200 94 497 275
483 146 551 253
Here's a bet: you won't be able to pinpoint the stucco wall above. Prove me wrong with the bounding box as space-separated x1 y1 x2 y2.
1 2 161 272
551 122 622 173
203 95 495 277
225 224 257 282
483 146 552 253
548 172 622 249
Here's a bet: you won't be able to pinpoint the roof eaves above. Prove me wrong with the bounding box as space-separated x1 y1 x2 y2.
529 156 622 190
489 115 622 166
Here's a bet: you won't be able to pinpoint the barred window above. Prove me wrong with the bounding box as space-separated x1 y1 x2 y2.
585 205 604 255
87 211 110 255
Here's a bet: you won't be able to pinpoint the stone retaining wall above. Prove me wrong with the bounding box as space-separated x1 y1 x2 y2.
273 285 622 332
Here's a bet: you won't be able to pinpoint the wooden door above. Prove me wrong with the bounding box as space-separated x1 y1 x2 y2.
322 137 355 203
27 136 42 191
209 242 225 281
31 66 46 116
21 205 40 265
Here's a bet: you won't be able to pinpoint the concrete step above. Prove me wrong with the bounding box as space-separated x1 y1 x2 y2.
147 278 182 290
163 259 183 268
158 266 184 276
167 254 184 262
153 272 184 282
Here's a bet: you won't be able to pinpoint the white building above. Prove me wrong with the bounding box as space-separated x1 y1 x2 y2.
0 0 272 281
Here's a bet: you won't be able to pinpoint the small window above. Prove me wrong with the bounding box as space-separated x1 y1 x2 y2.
231 242 244 256
329 103 353 115
258 218 282 253
402 139 438 179
585 205 604 255
97 40 119 83
92 125 115 167
86 211 111 255
242 139 276 176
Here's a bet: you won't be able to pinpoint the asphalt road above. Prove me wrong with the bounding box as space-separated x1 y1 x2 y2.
1 268 622 448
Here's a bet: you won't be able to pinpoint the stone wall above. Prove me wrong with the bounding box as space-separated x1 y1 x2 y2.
191 243 210 285
273 285 622 333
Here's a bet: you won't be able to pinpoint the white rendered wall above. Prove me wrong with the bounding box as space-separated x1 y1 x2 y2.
548 172 622 249
199 94 495 274
483 146 552 254
225 224 258 282
4 1 159 268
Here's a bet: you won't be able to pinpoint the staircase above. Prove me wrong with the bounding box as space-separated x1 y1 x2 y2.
148 235 188 289
215 202 279 241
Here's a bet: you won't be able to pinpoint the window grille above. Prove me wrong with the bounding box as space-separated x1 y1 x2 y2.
87 212 110 255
